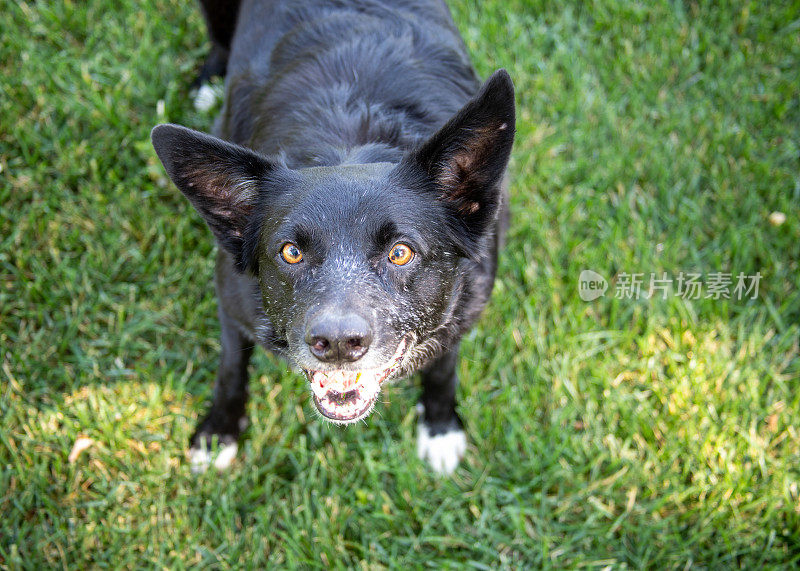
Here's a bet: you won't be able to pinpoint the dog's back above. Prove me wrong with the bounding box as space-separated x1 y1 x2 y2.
216 0 481 163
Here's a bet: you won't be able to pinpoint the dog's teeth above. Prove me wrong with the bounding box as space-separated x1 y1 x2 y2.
308 340 411 422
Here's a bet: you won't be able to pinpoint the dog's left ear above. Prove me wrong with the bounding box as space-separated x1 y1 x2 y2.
407 69 515 245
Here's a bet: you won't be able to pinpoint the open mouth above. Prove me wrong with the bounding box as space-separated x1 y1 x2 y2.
304 338 408 423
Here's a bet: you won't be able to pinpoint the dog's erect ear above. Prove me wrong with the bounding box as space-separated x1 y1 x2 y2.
151 124 276 272
407 69 515 246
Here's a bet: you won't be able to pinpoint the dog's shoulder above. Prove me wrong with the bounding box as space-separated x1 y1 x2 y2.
220 0 480 154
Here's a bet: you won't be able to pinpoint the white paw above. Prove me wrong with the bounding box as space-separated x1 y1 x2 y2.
193 83 220 112
188 441 238 474
417 421 467 476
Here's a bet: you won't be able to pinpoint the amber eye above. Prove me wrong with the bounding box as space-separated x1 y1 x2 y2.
280 243 303 264
388 243 414 266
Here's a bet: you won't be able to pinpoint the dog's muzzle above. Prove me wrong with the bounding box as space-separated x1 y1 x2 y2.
304 338 408 423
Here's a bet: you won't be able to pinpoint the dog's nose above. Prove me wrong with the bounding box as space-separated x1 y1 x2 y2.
305 313 372 363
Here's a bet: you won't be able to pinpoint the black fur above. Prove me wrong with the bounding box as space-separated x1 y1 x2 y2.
192 0 241 88
152 0 514 473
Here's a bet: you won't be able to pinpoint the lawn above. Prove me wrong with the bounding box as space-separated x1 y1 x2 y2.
1 0 799 567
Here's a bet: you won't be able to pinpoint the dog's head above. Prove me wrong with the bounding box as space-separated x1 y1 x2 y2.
151 70 514 423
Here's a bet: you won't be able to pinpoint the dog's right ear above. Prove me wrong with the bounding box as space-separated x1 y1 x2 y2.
151 124 277 272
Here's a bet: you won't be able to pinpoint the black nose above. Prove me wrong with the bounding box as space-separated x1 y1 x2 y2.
305 313 372 363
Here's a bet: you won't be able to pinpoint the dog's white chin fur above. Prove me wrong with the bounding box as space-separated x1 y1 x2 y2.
305 338 407 424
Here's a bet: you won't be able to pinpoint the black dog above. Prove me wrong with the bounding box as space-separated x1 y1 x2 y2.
151 0 514 475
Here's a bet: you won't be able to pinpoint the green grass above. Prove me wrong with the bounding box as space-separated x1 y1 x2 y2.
1 0 799 567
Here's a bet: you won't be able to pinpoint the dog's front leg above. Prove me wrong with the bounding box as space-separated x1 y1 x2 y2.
188 306 253 473
417 345 468 475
